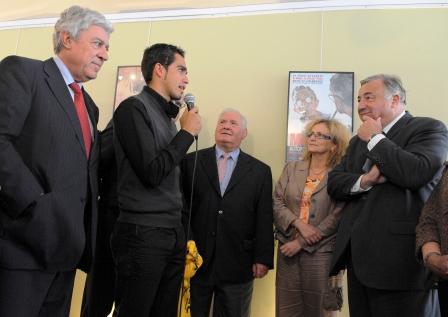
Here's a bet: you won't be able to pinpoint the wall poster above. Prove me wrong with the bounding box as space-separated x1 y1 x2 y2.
286 71 354 162
113 65 145 109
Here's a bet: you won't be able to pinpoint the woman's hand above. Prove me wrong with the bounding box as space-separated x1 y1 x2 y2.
280 239 302 257
427 254 448 279
294 219 322 245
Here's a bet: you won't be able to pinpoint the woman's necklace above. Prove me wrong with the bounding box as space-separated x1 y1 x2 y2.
310 167 327 175
309 166 327 181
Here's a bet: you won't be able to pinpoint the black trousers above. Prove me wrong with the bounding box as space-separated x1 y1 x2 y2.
81 206 118 317
439 280 448 317
111 222 186 317
190 273 253 317
0 269 75 317
347 260 440 317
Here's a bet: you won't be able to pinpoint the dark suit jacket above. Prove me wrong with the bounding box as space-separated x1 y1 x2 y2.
182 146 274 284
0 56 99 272
328 112 448 290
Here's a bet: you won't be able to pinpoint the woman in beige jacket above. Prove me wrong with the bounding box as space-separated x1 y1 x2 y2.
274 119 350 317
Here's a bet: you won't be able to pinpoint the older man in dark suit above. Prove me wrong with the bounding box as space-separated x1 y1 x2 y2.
328 74 448 317
0 6 112 316
182 108 274 317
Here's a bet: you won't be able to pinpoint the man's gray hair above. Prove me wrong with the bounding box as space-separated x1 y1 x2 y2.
360 74 407 105
219 108 248 129
53 5 113 54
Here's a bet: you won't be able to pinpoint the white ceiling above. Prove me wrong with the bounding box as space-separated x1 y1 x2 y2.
0 0 316 22
0 1 445 26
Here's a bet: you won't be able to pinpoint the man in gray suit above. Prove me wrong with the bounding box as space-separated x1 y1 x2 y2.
328 74 448 317
0 6 112 316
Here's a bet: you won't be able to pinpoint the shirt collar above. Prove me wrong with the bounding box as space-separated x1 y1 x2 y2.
53 55 81 88
383 110 406 134
215 145 240 161
143 86 180 118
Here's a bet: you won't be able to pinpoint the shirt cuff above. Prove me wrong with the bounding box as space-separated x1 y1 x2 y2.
367 133 386 151
351 175 372 193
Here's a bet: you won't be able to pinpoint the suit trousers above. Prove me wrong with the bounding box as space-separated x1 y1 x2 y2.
191 275 253 317
0 268 75 317
438 280 448 317
81 206 119 317
276 248 337 317
347 259 440 317
111 222 185 317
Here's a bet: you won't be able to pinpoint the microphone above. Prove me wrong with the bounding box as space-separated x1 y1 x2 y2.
183 93 198 140
183 93 195 111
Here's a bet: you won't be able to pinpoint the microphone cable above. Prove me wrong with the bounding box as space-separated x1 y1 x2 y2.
178 136 199 317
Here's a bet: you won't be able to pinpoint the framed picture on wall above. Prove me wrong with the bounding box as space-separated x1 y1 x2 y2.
113 65 145 109
286 71 354 162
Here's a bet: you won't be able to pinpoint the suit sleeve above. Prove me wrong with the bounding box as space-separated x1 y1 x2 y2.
0 56 44 218
369 119 448 190
273 162 298 233
254 165 274 269
327 146 362 201
301 199 344 253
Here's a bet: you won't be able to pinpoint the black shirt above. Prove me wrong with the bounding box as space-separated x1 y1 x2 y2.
113 86 194 227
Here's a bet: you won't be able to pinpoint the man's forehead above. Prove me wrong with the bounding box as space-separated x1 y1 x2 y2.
360 80 383 90
219 112 241 121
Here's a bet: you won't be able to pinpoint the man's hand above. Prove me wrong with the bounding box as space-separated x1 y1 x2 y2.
358 116 382 142
360 165 387 189
427 254 448 279
293 220 321 245
252 263 268 278
279 239 302 257
179 107 202 137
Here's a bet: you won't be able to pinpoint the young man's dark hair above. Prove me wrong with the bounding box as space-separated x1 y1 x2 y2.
141 43 185 83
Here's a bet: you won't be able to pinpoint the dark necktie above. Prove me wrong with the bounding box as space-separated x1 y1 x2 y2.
69 82 91 158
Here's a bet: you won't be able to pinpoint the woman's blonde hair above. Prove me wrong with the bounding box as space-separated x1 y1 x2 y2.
302 119 351 167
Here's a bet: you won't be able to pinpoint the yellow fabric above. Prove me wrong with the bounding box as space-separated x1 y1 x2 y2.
179 240 203 317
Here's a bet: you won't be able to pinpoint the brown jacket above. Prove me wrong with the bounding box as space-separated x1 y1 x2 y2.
273 160 344 253
416 165 448 259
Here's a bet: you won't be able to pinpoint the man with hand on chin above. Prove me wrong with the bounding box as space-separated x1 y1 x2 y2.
327 74 447 317
111 43 201 317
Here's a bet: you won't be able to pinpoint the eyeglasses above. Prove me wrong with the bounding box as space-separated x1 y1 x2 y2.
306 131 333 140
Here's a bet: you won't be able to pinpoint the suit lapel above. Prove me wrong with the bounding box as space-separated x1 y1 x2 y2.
384 112 412 140
43 59 87 156
313 173 328 195
293 160 327 195
200 147 221 195
82 88 98 143
293 161 308 197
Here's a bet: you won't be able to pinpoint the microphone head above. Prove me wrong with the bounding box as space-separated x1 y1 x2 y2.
183 93 195 110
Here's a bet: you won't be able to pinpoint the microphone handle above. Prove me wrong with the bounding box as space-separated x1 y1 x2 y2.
185 103 198 140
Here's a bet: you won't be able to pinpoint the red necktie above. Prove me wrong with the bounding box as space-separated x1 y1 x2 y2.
69 83 91 158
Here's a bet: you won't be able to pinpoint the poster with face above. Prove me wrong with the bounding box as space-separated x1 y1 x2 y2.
286 71 354 162
113 66 146 109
